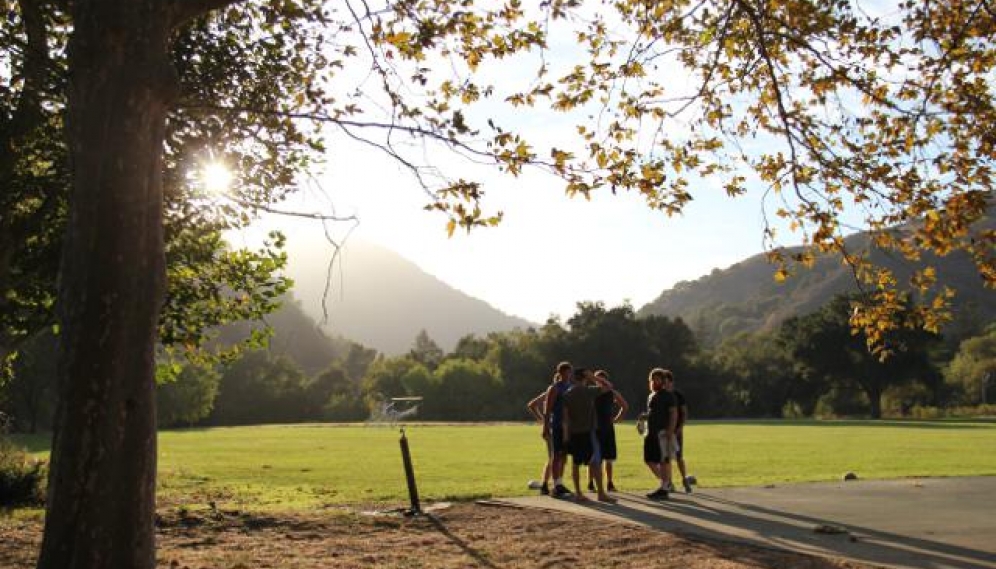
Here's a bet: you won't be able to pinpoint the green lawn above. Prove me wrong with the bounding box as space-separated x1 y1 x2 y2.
13 419 996 511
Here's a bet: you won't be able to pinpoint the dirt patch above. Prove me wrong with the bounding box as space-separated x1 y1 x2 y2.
1 502 874 568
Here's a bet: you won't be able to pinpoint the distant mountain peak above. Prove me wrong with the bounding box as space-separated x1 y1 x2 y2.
285 239 535 354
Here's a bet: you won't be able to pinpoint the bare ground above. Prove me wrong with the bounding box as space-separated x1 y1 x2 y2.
0 502 876 569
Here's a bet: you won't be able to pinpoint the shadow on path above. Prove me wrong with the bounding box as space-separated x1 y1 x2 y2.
502 477 996 569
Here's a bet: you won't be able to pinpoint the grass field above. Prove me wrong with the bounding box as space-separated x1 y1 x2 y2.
12 419 996 511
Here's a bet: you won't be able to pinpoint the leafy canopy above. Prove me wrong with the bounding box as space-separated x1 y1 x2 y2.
358 0 995 352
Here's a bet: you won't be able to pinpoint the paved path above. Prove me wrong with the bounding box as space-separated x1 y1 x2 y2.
493 477 996 569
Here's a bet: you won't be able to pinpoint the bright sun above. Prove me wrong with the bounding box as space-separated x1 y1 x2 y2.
201 162 233 195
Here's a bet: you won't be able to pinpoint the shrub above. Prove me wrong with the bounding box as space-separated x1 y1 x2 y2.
907 404 996 420
0 415 47 506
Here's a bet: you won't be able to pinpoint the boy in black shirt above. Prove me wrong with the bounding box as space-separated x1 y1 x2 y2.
665 373 693 494
642 368 677 500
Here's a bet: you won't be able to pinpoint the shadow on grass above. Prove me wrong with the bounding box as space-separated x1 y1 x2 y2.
427 514 500 569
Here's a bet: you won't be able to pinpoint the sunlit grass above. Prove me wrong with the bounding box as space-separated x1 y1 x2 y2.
13 419 996 511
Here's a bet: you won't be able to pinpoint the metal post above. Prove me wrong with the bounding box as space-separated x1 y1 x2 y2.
399 427 421 516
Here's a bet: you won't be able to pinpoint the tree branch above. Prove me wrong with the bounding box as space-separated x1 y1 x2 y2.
168 0 246 28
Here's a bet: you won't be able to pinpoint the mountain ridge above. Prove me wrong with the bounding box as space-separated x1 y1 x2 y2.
638 211 994 345
285 240 535 354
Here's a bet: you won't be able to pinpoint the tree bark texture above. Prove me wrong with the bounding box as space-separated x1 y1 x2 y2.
36 0 177 567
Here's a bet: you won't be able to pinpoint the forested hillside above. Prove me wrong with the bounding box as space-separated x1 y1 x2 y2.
640 211 995 346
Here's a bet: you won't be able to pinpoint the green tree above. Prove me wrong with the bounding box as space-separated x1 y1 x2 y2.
409 329 444 371
156 362 220 428
780 295 941 418
6 0 994 566
361 356 420 404
2 331 59 433
451 334 491 361
712 331 807 417
946 326 996 404
310 364 367 422
424 358 503 420
210 350 309 425
341 344 379 386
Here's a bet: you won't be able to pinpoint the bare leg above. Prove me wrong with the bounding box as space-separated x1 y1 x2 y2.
592 459 615 502
553 452 566 484
645 461 661 481
605 460 615 488
572 462 587 501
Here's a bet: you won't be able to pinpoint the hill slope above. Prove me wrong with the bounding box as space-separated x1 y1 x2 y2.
639 213 995 345
284 240 534 354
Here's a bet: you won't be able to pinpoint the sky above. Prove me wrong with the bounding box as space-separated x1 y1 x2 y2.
231 138 779 325
223 3 896 325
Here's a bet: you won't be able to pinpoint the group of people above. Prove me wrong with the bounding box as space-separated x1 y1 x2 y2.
527 362 692 503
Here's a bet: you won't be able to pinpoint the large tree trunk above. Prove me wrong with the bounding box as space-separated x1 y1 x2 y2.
866 384 883 419
36 1 176 567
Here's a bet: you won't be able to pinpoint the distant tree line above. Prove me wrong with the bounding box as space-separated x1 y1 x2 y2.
1 295 994 431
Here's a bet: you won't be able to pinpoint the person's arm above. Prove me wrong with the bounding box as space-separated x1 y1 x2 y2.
594 375 614 392
612 390 628 422
666 405 677 438
542 385 557 437
526 392 545 423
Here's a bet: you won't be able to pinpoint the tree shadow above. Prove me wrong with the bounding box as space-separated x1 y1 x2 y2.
427 513 501 569
576 491 996 569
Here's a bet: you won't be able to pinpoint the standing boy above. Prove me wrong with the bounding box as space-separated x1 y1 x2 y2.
643 368 677 500
562 368 615 502
542 361 574 498
588 369 627 492
665 373 693 493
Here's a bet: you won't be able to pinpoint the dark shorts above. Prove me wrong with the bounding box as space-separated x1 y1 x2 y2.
569 432 595 466
551 422 567 454
643 431 677 464
596 424 617 461
643 433 661 464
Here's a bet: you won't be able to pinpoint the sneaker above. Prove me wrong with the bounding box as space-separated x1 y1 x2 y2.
645 488 669 500
587 480 595 491
606 482 617 492
540 484 550 496
683 481 693 494
553 484 573 498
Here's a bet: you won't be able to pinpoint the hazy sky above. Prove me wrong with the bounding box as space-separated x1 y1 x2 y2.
232 136 780 325
226 4 897 324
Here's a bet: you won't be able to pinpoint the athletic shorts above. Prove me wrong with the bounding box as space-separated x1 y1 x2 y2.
643 431 677 463
568 432 595 466
551 422 567 454
589 430 602 464
596 424 617 461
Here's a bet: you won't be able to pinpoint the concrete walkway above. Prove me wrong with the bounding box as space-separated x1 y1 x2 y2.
493 477 996 569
